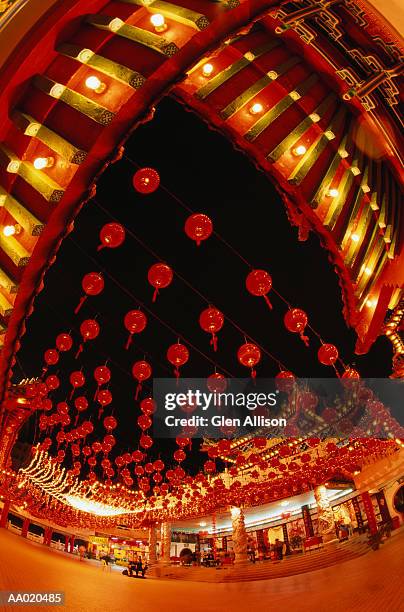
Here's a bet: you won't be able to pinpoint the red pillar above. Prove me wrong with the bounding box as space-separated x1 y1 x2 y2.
361 492 378 534
64 535 69 552
21 518 30 538
0 500 10 528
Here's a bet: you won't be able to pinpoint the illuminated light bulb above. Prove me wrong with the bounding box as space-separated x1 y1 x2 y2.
293 145 307 156
33 156 53 170
85 75 106 93
3 224 20 237
339 149 349 158
350 233 360 242
364 267 372 276
328 188 339 197
150 13 167 32
202 63 214 77
199 521 207 527
250 102 263 115
310 112 320 122
366 299 376 308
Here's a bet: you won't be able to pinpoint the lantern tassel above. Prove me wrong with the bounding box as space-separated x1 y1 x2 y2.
152 288 159 303
93 386 99 401
251 368 257 379
69 389 75 400
98 408 104 420
135 382 142 400
263 295 273 310
125 333 133 350
74 295 88 315
174 367 180 383
210 333 218 352
75 344 83 359
300 332 310 347
74 415 79 426
96 243 105 252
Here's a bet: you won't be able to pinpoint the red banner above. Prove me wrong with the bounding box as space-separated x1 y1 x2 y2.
361 492 378 534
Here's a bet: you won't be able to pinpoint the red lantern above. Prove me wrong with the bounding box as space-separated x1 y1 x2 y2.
44 349 59 366
132 360 152 399
217 439 231 454
94 365 111 394
140 433 153 449
153 459 164 471
284 308 309 346
97 389 112 406
246 269 273 309
56 333 73 352
148 263 173 302
275 370 295 393
174 449 186 463
176 436 190 448
204 460 216 474
237 342 261 378
132 450 144 463
140 397 156 415
342 367 360 379
76 319 100 358
318 343 339 366
123 310 147 349
75 272 104 314
45 375 60 390
137 414 152 431
184 213 213 246
167 343 189 378
133 167 160 194
69 371 85 398
207 373 227 393
74 396 88 414
103 416 117 431
199 307 224 351
98 222 125 251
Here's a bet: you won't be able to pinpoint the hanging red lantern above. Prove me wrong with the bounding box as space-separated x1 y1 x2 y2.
56 333 73 352
93 365 111 401
103 416 117 431
45 375 60 390
318 343 339 366
174 449 186 463
284 308 309 346
75 272 104 314
44 349 59 366
74 396 88 416
207 373 227 396
167 343 189 378
97 389 112 406
176 436 190 448
342 367 360 379
132 360 152 399
137 414 152 431
253 437 267 450
204 460 216 474
246 269 273 309
140 397 156 415
98 222 125 251
184 213 213 246
132 167 160 194
148 263 173 302
275 370 295 393
199 307 224 351
140 433 153 449
153 459 164 471
76 319 100 358
57 402 69 415
69 371 85 398
132 450 144 463
123 310 147 349
237 342 261 378
217 439 231 454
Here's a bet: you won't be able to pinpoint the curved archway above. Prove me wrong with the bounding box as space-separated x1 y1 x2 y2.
0 0 401 422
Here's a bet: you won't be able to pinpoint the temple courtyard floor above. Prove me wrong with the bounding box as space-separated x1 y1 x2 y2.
0 528 403 612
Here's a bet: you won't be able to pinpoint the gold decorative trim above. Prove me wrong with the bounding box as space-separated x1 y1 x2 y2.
0 233 30 267
324 169 355 230
195 40 281 100
245 74 319 142
0 292 13 318
288 106 346 184
0 266 18 294
87 15 179 57
34 75 115 126
311 134 347 208
267 93 336 162
220 56 301 120
121 0 210 31
58 44 146 90
0 186 44 236
11 111 87 164
0 144 64 203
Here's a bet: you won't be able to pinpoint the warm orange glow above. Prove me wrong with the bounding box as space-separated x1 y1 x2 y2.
250 103 263 115
150 13 167 32
328 188 339 197
3 225 16 236
202 63 214 77
33 156 53 170
293 145 307 156
85 75 106 93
